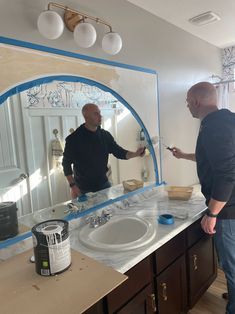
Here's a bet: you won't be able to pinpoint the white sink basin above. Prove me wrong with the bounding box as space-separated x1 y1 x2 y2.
78 216 156 252
33 203 68 223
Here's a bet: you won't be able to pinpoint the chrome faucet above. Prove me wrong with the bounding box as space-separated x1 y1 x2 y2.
86 209 112 228
64 202 81 214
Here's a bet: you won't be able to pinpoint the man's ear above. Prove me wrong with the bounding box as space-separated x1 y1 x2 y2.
193 99 200 109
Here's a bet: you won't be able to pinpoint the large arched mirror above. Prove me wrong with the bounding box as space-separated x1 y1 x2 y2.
0 37 161 246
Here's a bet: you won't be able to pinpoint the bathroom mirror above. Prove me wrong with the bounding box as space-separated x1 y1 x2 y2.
0 37 161 244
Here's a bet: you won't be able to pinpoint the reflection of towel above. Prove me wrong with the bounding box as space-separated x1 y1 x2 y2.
51 138 64 157
51 139 64 168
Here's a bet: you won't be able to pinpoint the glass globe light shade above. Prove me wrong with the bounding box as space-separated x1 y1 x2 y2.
102 32 122 55
37 10 64 40
74 22 97 48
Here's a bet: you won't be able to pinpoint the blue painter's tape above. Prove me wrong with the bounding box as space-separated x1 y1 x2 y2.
158 214 174 225
64 183 161 221
0 36 157 74
0 73 160 185
78 194 88 202
0 231 32 249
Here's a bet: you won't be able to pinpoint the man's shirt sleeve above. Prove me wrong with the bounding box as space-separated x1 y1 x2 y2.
62 139 74 176
105 132 128 159
202 124 235 202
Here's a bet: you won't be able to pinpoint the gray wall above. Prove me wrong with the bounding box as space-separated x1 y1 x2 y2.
0 0 222 185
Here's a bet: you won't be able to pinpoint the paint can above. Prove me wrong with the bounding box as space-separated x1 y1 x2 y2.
31 219 71 276
0 202 18 240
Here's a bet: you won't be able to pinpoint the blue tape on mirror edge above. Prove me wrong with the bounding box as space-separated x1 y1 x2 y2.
158 214 174 225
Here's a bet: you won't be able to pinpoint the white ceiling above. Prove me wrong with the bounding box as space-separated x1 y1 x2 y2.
126 0 235 48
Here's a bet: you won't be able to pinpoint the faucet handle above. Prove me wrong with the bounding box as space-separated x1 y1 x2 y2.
86 215 99 228
67 202 80 211
101 209 112 220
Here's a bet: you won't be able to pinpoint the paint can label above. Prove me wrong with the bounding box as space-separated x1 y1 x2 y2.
47 237 71 274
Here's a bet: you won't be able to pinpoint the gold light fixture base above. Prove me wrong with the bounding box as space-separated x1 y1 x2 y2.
64 11 84 32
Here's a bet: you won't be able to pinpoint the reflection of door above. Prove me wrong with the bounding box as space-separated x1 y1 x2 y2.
0 97 31 216
19 92 81 212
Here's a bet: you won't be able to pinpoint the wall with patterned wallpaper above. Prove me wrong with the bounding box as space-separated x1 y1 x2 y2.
222 46 235 80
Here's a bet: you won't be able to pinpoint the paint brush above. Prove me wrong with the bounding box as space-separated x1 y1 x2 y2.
162 142 174 152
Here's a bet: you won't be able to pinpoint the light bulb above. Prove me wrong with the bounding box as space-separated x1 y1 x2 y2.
37 10 64 40
102 32 122 55
74 22 97 48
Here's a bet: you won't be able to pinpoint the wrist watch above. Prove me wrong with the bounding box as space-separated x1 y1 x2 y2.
205 208 218 218
69 182 76 188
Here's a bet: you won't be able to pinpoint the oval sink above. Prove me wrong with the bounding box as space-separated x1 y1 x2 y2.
78 216 156 252
33 204 68 223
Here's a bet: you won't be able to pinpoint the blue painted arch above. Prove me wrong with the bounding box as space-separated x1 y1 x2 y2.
0 74 159 183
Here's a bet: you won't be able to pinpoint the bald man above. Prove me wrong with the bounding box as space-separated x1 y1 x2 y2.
172 82 235 313
62 103 145 197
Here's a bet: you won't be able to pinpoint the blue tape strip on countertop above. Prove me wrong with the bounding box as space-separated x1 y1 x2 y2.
65 182 160 220
0 182 165 249
0 231 32 250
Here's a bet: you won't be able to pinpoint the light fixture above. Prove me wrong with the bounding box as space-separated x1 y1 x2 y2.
37 2 122 55
102 32 122 55
74 22 97 48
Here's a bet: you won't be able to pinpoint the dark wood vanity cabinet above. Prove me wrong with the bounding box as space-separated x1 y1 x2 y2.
154 230 187 314
156 255 187 314
186 220 217 308
84 217 217 314
106 256 156 314
115 283 156 314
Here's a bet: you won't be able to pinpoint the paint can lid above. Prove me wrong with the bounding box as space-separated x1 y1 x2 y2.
41 224 63 235
32 219 68 234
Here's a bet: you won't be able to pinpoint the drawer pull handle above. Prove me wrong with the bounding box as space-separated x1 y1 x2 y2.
147 293 157 312
193 254 198 270
161 282 168 301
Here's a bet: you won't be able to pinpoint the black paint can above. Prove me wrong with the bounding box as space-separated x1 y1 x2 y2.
31 219 71 276
0 202 18 240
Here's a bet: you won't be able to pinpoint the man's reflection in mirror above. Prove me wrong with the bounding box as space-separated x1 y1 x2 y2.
62 103 145 199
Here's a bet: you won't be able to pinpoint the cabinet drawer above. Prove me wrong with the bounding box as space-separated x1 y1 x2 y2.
155 230 186 275
187 218 204 248
106 256 153 313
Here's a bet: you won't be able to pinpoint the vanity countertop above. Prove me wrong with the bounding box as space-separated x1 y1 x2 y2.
0 185 206 275
0 185 207 313
69 185 206 274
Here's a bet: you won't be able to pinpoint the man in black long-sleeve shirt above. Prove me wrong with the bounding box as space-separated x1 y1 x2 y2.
172 82 235 313
62 103 145 198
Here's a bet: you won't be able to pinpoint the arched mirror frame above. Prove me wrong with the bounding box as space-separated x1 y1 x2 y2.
0 36 162 249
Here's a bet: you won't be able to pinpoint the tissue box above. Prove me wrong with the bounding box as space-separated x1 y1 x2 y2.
165 186 193 200
122 179 143 192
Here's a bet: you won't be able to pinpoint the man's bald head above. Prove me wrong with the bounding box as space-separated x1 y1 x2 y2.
186 82 218 119
188 82 217 106
82 103 102 131
82 103 98 117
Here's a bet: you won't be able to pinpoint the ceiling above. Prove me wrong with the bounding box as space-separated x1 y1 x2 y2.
126 0 235 48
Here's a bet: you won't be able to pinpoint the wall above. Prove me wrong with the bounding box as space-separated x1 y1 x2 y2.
0 0 222 185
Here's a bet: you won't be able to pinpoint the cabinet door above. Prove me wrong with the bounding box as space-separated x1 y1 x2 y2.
156 255 187 314
117 283 156 314
107 256 153 313
188 235 217 307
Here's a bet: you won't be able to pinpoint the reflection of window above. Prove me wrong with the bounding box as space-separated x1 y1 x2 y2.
25 81 123 111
